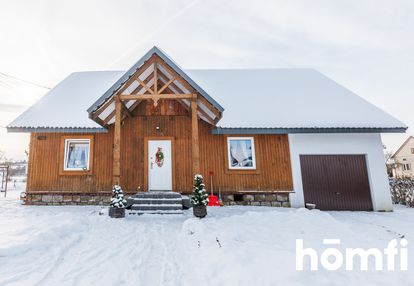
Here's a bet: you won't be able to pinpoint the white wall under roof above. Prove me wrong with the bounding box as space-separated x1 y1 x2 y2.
288 133 393 211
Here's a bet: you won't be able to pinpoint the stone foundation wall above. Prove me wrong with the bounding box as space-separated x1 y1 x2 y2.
24 192 291 207
24 193 112 205
222 193 291 207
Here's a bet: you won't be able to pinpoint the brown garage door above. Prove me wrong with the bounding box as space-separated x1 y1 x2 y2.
300 155 373 211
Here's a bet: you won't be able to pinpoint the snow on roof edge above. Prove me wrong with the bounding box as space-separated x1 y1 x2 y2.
7 126 107 133
7 71 122 132
213 126 407 134
313 69 407 130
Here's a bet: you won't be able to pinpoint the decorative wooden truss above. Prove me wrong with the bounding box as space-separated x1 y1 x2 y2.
89 53 222 185
90 54 222 127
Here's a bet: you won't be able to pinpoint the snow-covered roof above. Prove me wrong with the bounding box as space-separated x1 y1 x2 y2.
187 69 406 133
8 57 406 134
7 71 123 132
392 136 414 158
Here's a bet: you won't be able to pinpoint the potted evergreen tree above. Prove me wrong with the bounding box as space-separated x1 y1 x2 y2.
109 185 127 218
191 174 209 218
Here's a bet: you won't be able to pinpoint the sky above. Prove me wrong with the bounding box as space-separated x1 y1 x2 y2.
0 0 413 160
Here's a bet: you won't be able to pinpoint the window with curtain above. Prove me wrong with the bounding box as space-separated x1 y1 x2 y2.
64 139 90 171
227 137 256 170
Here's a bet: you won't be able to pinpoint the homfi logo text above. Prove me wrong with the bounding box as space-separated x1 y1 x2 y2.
296 239 408 271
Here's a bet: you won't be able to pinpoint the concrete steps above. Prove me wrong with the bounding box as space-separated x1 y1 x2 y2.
126 191 186 215
129 210 185 215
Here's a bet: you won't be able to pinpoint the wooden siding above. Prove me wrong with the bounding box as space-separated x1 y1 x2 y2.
27 101 293 194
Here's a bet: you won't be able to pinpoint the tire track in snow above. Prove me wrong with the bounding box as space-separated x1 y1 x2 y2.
330 212 408 240
33 215 92 286
135 222 161 285
132 218 182 286
50 219 147 285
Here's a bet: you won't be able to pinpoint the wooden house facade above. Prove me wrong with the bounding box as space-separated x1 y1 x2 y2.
8 47 407 211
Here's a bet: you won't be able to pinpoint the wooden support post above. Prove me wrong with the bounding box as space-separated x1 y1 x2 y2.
112 96 122 185
191 97 200 175
154 61 158 94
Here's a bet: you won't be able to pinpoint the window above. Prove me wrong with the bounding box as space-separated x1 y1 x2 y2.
403 163 411 171
411 148 414 154
63 138 91 171
227 137 256 170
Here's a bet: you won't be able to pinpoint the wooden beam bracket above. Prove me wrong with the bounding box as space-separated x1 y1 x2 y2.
120 100 132 118
136 77 154 94
158 77 175 94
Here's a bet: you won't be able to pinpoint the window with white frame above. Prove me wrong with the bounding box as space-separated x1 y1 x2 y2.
227 137 256 170
63 139 91 171
402 163 411 171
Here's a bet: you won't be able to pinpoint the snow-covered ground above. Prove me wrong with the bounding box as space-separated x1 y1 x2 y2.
1 183 413 286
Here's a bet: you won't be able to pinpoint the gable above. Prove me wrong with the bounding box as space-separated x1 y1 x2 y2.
88 47 223 127
393 136 414 158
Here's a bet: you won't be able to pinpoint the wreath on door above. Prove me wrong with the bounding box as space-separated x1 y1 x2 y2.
155 147 164 167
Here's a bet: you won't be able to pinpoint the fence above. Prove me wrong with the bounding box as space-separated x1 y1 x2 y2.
0 165 9 197
389 178 414 207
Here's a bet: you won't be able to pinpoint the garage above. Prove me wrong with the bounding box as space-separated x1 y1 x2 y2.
299 154 373 211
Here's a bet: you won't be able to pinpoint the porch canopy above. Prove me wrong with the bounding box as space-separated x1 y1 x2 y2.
87 47 224 185
88 47 223 127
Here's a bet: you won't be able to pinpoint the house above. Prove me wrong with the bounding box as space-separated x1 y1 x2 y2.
7 47 407 211
391 136 414 178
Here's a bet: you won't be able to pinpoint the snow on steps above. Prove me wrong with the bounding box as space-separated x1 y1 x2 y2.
129 210 184 215
126 191 187 215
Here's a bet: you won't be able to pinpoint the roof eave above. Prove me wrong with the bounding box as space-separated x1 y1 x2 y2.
212 127 408 135
7 127 108 133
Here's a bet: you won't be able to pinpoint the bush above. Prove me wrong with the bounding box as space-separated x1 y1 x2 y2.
110 185 127 208
191 174 208 207
389 178 414 207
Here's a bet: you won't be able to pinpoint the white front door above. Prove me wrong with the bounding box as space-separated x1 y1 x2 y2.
148 140 172 191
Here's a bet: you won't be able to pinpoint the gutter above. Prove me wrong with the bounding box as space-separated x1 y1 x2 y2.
212 127 408 135
7 127 108 133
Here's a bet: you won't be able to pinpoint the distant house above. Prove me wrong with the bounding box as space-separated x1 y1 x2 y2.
7 46 407 211
391 136 414 178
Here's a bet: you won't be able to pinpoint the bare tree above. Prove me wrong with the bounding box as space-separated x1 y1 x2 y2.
385 150 394 164
384 149 400 177
0 151 6 164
